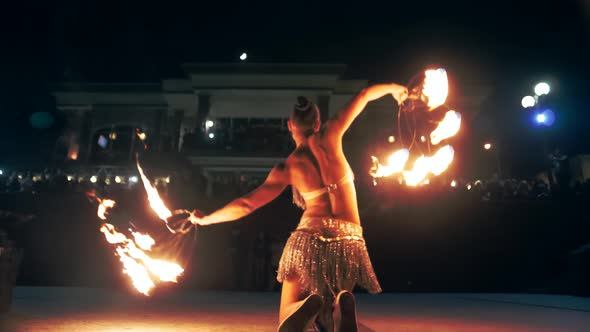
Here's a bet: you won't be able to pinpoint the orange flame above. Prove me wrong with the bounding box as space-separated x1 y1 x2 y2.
99 221 184 295
403 145 454 186
423 68 449 110
97 199 116 220
136 161 172 221
430 110 462 145
132 231 155 250
89 191 184 296
370 149 410 178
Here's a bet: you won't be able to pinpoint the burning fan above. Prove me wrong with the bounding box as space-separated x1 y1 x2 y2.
166 209 203 235
370 68 461 186
401 68 449 113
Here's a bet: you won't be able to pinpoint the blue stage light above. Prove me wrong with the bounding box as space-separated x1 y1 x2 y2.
533 110 555 127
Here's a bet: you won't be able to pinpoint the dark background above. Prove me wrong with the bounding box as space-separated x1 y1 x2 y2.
0 0 589 171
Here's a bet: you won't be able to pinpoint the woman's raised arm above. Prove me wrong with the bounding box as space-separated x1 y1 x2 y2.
324 83 407 138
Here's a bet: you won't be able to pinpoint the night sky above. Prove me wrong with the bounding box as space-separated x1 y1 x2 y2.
0 0 588 172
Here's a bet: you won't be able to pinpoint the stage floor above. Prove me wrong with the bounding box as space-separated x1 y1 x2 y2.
1 287 589 331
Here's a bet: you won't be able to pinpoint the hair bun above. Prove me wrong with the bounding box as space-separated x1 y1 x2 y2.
295 96 311 112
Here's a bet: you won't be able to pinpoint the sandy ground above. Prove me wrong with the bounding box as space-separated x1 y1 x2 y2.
1 287 589 331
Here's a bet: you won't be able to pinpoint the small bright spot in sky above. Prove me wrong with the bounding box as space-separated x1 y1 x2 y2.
240 52 247 61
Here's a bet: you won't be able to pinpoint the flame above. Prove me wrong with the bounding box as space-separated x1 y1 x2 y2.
430 111 461 145
136 161 172 221
423 68 448 110
88 191 184 296
370 149 410 178
98 199 116 220
402 156 430 186
132 231 155 250
99 222 183 296
403 145 454 186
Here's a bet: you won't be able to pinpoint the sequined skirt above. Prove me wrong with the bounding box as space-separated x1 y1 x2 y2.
277 217 382 296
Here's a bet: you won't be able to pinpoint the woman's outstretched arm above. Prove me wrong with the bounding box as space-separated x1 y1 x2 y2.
195 163 289 226
325 83 408 138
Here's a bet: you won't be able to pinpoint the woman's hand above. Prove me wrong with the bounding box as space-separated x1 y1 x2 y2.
391 83 409 105
188 209 207 225
166 209 205 234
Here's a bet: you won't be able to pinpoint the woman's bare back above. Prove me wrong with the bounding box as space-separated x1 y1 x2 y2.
288 129 361 224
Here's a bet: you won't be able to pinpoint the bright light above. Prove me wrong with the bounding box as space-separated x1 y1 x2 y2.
534 82 550 96
138 132 147 141
536 113 546 124
205 120 214 128
105 177 111 185
240 52 247 61
0 170 3 175
90 176 98 183
388 135 395 143
208 133 215 139
115 176 122 184
484 143 492 150
521 95 536 108
165 176 170 184
109 132 117 140
450 180 457 187
67 175 73 182
420 135 426 142
68 151 78 160
129 176 139 183
467 184 472 190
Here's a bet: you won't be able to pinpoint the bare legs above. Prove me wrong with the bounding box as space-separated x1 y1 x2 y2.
279 278 359 332
279 278 305 323
278 279 323 332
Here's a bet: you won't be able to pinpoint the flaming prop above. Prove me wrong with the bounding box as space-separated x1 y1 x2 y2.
87 159 188 295
136 160 196 234
99 222 183 295
423 68 449 110
370 149 409 178
430 110 461 145
136 160 172 221
370 68 461 185
402 68 449 113
402 145 454 186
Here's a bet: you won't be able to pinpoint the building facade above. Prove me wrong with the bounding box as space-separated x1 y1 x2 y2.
52 63 490 195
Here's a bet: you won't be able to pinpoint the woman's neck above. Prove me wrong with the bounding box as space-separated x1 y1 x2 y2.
293 135 308 147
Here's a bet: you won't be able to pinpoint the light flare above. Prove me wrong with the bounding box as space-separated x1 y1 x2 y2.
430 111 461 145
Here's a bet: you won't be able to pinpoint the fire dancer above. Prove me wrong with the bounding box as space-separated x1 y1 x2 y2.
175 84 408 331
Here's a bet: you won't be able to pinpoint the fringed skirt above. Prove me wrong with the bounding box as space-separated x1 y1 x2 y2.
277 217 381 297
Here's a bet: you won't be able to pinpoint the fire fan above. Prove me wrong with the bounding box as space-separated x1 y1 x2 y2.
370 68 461 186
